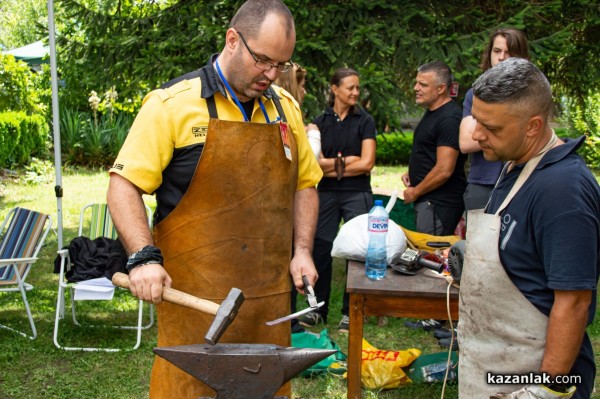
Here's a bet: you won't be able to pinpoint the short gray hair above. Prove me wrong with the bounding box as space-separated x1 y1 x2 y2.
417 61 453 91
473 58 552 119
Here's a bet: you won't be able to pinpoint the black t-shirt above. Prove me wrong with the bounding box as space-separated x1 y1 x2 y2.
408 100 466 207
313 106 377 192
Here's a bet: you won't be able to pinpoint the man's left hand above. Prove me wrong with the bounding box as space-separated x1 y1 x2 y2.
490 384 576 399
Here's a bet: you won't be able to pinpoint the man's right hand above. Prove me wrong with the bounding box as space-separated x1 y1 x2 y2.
128 264 172 304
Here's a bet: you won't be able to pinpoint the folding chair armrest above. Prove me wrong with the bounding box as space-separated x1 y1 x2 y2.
0 257 37 265
56 249 72 285
57 248 69 257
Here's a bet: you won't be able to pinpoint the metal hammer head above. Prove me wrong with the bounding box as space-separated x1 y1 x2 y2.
205 287 244 345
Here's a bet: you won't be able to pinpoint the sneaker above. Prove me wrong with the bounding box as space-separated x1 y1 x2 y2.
291 319 305 334
433 327 457 340
298 310 325 327
338 315 350 333
404 318 445 331
438 337 458 351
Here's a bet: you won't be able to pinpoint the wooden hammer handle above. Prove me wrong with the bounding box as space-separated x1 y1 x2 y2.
112 272 220 315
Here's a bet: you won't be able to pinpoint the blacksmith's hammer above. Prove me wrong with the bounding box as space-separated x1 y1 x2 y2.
112 272 244 345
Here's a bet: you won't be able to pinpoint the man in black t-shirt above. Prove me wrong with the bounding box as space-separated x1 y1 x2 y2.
402 61 466 236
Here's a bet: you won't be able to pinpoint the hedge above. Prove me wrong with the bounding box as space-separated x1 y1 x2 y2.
376 131 413 165
0 112 48 168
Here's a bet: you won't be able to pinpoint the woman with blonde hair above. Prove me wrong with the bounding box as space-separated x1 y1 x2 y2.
275 63 321 158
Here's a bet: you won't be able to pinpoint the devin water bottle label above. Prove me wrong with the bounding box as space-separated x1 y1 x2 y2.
368 218 388 233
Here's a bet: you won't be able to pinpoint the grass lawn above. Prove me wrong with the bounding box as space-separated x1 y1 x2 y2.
0 164 598 398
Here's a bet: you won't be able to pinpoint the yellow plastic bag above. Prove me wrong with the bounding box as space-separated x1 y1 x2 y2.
360 338 421 389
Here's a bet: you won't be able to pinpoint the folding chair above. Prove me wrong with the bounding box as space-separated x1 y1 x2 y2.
0 207 52 340
53 203 154 351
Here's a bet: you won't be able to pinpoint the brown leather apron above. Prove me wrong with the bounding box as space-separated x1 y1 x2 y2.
150 115 298 398
458 135 557 398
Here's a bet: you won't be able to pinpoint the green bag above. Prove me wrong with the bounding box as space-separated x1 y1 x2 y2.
373 194 416 230
406 351 458 383
291 329 347 376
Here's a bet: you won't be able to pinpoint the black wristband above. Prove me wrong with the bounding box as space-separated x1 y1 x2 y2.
126 245 163 272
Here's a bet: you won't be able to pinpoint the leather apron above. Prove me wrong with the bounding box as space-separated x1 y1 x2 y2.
458 136 557 398
150 110 298 398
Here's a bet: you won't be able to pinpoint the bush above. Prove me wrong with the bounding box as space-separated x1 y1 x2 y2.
0 112 48 167
376 131 413 165
558 92 600 170
577 135 600 170
59 107 134 167
0 54 45 114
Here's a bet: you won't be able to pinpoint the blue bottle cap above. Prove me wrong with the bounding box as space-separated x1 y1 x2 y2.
374 200 383 206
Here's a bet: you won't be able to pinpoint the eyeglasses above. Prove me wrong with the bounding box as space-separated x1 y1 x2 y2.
237 31 293 73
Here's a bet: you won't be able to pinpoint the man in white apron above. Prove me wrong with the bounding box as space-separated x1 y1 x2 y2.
107 1 323 397
458 58 599 399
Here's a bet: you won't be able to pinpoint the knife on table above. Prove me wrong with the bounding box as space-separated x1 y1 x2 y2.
265 275 324 326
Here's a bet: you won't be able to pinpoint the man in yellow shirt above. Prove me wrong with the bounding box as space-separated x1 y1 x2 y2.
107 1 322 397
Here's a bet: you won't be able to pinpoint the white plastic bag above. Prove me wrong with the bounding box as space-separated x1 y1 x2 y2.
331 191 407 265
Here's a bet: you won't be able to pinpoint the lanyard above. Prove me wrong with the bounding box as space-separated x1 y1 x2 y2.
215 59 279 123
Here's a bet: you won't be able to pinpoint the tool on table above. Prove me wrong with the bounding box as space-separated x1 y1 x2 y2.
426 241 452 248
447 240 465 284
112 272 244 345
265 275 324 326
154 343 337 399
391 248 446 275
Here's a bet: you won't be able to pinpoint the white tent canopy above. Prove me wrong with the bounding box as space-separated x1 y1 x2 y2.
3 40 49 65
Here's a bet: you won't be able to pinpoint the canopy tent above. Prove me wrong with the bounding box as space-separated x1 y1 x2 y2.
3 40 49 65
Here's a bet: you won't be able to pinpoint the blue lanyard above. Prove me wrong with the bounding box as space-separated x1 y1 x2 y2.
215 59 278 123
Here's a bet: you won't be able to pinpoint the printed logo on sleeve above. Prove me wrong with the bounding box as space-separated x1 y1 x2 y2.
192 126 208 138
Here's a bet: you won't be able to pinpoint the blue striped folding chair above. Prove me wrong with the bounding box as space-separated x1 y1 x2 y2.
53 203 154 351
0 207 52 339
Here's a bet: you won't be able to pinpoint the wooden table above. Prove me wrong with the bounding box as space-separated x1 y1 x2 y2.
346 260 459 399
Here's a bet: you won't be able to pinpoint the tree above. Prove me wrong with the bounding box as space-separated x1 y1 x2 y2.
53 0 600 131
0 0 47 50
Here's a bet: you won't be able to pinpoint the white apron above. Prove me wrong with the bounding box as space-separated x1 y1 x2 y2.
458 136 557 398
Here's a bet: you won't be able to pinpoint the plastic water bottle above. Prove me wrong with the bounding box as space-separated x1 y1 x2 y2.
365 200 388 280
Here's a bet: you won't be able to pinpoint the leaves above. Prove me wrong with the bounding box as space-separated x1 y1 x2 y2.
35 0 600 133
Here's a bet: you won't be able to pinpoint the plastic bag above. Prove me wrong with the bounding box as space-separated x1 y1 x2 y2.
360 338 421 389
331 192 407 265
407 351 458 383
291 329 347 376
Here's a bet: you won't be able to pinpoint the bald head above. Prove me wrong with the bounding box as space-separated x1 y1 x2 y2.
229 0 295 40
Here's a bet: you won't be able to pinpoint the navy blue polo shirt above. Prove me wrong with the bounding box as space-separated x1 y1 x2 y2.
486 136 600 397
487 137 600 319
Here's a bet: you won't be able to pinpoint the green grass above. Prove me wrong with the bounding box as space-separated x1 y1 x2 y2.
0 166 598 398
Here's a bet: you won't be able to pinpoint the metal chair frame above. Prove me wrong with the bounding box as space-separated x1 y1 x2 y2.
53 203 154 351
0 207 52 340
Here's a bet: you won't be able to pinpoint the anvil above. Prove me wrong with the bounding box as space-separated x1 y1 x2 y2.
154 343 337 399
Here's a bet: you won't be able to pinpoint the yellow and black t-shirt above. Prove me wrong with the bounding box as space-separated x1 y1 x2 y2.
110 54 322 224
